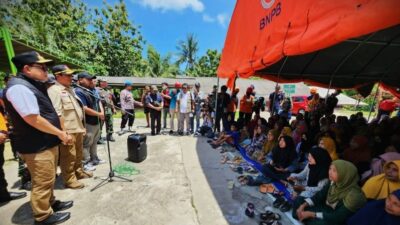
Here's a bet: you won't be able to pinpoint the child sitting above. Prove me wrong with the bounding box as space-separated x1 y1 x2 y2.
209 122 240 149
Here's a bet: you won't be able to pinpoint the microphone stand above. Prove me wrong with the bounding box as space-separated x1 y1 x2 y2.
72 83 132 191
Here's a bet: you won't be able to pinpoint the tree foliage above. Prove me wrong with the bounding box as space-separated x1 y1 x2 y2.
193 49 221 77
176 33 199 74
146 45 179 77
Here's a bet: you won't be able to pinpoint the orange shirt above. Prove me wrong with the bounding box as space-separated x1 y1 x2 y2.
0 112 8 132
239 95 254 113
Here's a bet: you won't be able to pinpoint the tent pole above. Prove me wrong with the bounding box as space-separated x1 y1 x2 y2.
214 76 220 132
367 83 380 122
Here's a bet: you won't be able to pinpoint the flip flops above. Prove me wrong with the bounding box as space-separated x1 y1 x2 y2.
259 210 282 225
259 184 275 194
245 202 255 218
272 196 286 208
237 175 250 185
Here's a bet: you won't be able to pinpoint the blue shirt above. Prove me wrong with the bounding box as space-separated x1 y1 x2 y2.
169 89 180 110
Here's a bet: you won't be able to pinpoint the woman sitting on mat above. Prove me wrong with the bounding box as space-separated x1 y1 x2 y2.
362 160 400 200
293 160 366 225
286 147 332 199
319 136 339 161
246 125 267 160
258 129 279 162
347 189 400 225
262 135 298 181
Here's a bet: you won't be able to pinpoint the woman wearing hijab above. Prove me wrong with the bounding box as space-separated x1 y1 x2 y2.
319 137 339 160
287 147 332 198
293 160 366 225
362 160 400 200
262 129 279 156
292 120 308 146
263 136 298 181
361 152 400 184
343 135 372 174
347 189 400 225
280 126 292 138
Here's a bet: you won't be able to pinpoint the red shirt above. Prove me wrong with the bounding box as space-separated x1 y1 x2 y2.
162 89 170 108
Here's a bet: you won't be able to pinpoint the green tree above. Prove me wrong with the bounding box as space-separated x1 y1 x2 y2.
146 45 179 77
0 0 96 71
193 49 221 77
176 33 199 74
91 0 144 76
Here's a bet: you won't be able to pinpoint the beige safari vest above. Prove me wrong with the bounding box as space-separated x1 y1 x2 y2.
48 82 85 134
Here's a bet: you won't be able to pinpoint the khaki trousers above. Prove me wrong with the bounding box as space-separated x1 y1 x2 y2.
59 133 84 186
20 146 58 222
178 112 191 132
169 109 179 131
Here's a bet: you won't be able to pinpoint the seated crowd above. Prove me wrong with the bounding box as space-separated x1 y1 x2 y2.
202 86 400 225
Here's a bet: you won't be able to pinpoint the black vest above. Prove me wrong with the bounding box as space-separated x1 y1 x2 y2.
3 73 61 154
74 87 100 125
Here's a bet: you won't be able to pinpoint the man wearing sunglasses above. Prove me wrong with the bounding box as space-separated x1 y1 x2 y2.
48 65 93 190
4 51 73 225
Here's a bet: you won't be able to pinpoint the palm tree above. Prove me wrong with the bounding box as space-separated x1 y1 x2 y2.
176 33 199 73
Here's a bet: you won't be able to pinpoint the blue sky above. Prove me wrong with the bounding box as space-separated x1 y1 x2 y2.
85 0 236 58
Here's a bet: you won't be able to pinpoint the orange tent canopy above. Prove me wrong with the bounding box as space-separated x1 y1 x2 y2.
218 0 400 96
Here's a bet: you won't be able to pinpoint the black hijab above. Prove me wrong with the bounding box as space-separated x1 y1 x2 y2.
307 147 332 187
272 135 297 168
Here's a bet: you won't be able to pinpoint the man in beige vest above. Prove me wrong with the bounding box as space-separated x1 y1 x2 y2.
48 65 92 189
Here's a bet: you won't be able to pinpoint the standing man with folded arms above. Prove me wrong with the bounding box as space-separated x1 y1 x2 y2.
4 51 73 225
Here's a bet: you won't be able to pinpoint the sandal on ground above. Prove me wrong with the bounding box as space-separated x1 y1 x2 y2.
279 201 291 212
272 197 286 208
207 140 213 143
260 210 274 221
245 202 255 218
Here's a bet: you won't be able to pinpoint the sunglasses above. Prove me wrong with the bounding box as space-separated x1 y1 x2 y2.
30 64 48 72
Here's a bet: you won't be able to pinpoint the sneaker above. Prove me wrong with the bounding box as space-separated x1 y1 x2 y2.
92 158 106 165
83 164 96 172
97 139 105 145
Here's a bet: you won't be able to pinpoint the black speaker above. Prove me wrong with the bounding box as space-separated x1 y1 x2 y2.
127 134 147 163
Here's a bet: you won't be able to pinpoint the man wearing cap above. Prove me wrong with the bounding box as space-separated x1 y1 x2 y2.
4 51 73 224
119 81 142 134
97 78 115 141
48 65 92 190
74 72 105 171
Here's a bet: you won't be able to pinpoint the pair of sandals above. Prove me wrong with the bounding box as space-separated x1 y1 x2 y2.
259 210 282 225
238 175 250 185
273 196 291 212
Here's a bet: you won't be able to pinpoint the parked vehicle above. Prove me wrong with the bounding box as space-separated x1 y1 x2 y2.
291 95 308 115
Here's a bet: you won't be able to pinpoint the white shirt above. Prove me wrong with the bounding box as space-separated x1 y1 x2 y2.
120 89 134 110
6 85 40 117
177 91 193 113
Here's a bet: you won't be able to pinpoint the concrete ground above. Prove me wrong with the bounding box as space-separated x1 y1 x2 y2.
0 118 258 225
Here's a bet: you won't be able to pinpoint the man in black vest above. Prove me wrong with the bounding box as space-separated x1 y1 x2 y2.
4 51 73 225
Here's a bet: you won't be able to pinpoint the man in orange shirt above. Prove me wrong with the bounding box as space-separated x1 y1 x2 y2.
239 87 254 126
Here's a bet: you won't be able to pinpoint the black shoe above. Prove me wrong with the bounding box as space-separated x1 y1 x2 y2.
151 132 156 136
107 135 115 142
97 139 105 144
52 200 73 212
34 212 70 225
0 191 27 203
169 130 173 134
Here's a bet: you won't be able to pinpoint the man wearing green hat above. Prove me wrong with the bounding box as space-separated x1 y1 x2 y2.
4 51 73 224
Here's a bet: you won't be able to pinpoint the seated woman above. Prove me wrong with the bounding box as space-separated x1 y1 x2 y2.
362 160 400 200
292 120 308 146
280 126 292 138
319 136 339 160
293 160 366 225
343 135 372 175
361 152 400 184
258 129 279 162
262 135 298 181
347 189 400 225
287 147 332 199
246 125 267 160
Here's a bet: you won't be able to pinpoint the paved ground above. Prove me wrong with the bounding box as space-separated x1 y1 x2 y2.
0 118 257 225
